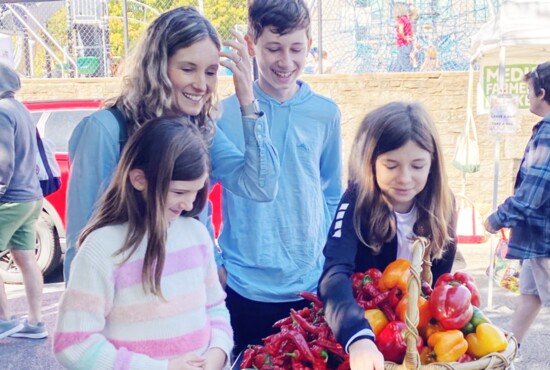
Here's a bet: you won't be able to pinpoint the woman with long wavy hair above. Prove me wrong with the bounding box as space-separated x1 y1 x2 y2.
65 6 279 283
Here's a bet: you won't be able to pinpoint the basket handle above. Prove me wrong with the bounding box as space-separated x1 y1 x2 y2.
402 237 430 370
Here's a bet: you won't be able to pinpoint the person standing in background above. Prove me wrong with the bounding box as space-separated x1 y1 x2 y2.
215 0 343 356
0 61 48 340
64 6 280 283
391 2 414 72
484 61 550 358
420 44 441 72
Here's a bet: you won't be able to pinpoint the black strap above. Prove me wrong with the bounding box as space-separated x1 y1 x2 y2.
36 129 54 180
107 106 128 151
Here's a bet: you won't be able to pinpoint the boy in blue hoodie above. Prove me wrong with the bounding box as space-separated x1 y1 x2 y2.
212 0 342 355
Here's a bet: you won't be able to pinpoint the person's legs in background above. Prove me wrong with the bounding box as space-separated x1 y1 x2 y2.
10 249 44 325
0 272 24 339
510 258 550 350
0 200 47 339
0 273 9 321
392 44 413 72
510 294 541 344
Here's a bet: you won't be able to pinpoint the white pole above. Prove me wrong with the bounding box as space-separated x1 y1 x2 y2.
487 136 500 310
487 45 507 310
123 0 129 58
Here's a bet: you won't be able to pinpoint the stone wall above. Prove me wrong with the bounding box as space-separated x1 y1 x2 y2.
19 72 535 216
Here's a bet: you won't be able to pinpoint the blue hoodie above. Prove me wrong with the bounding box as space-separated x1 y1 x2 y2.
65 107 279 282
215 81 342 302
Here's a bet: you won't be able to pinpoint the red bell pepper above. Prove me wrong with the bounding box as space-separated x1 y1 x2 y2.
364 268 382 284
375 320 424 363
435 271 481 307
429 283 473 330
352 272 366 297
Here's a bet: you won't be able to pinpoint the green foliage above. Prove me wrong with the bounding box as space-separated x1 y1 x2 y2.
39 0 249 75
32 7 68 77
204 0 248 40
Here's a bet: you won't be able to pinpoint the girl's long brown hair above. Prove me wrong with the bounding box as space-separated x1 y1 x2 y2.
79 117 210 297
348 101 455 258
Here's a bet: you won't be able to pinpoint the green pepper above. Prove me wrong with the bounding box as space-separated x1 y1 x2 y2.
461 306 490 335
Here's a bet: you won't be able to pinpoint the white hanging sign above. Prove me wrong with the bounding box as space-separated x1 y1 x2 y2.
489 94 520 135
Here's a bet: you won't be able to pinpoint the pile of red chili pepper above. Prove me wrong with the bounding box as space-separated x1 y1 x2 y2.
240 260 510 369
240 291 350 370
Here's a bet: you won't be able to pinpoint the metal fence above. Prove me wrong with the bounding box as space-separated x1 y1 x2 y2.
0 0 501 78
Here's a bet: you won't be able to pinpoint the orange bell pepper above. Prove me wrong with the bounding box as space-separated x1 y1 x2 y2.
420 320 444 342
427 330 468 362
420 347 436 365
466 323 508 358
379 259 411 292
396 295 431 328
364 309 389 336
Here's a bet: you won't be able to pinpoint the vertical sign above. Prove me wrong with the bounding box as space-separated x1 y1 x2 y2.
478 63 536 114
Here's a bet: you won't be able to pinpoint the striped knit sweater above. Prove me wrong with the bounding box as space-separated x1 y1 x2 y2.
54 217 233 370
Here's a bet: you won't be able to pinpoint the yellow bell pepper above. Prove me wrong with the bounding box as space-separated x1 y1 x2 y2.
466 323 508 358
427 330 468 362
364 309 389 336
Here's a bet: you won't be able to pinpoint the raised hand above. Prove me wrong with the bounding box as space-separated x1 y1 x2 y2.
219 30 255 108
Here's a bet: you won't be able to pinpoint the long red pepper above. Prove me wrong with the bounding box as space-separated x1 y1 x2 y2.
253 352 270 369
379 300 397 321
358 290 390 310
296 292 324 310
290 308 320 334
281 331 316 363
312 338 347 359
240 347 255 368
273 316 293 328
309 344 329 361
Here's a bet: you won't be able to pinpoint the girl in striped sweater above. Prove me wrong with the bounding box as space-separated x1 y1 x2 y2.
54 118 233 370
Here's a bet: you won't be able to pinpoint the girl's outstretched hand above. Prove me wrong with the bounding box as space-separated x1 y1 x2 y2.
168 353 205 370
220 30 255 109
349 338 385 370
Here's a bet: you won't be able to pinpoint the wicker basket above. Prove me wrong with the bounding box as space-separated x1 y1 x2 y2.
384 238 518 370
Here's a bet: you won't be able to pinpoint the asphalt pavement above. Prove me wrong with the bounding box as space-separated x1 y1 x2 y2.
1 240 548 369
